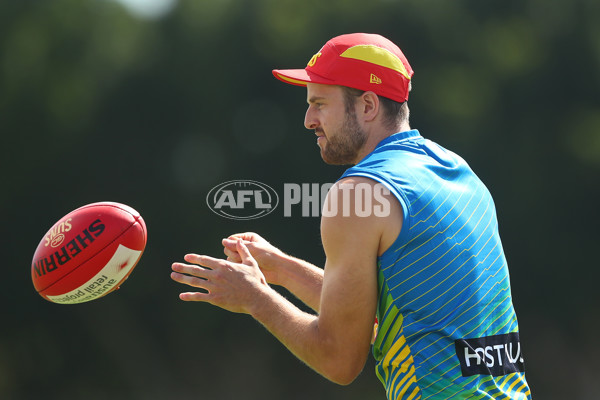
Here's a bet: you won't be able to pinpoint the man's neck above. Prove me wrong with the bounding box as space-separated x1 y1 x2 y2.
353 123 411 164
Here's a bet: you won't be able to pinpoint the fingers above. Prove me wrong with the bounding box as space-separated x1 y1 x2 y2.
226 232 263 243
223 236 259 263
222 237 255 250
171 260 215 302
222 240 242 262
221 236 244 251
171 254 220 289
221 239 256 265
183 253 222 268
236 239 255 265
171 263 211 289
179 292 211 302
226 232 253 241
172 258 209 275
172 246 259 307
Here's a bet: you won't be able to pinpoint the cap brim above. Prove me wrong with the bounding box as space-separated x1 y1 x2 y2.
272 69 336 87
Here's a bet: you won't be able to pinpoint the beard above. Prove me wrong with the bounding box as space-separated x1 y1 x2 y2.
319 109 368 165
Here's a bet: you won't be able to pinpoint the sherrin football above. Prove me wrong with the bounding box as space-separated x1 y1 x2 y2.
32 202 147 304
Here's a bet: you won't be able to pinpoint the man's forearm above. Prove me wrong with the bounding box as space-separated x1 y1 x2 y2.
275 254 324 312
247 283 365 385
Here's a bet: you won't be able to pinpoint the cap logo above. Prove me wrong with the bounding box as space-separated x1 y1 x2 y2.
370 74 382 84
340 45 411 80
307 52 322 67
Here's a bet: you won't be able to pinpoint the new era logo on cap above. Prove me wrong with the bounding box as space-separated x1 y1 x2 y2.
370 74 382 84
273 33 414 103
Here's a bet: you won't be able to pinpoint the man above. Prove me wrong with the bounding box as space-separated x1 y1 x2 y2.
171 33 532 399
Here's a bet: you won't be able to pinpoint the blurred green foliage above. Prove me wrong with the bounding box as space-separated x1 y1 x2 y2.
1 0 598 399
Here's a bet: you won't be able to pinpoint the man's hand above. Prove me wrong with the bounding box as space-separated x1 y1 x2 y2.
222 232 286 286
171 240 269 315
222 232 324 312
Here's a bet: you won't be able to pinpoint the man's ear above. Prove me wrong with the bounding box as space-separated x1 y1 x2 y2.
359 91 380 123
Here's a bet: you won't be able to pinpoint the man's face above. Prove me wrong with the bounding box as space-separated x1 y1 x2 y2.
304 83 367 165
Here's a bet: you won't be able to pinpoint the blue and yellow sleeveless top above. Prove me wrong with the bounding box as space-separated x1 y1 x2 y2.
341 130 531 399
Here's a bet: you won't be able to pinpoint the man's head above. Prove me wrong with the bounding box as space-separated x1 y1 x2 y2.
273 33 414 165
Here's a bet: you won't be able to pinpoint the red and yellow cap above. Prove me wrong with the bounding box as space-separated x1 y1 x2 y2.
273 33 414 103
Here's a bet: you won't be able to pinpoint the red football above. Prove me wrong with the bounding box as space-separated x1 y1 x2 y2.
31 202 147 304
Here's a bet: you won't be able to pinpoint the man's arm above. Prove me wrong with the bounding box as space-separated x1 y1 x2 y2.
171 177 399 384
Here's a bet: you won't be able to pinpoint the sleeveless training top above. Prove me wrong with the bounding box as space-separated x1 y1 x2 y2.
341 130 531 399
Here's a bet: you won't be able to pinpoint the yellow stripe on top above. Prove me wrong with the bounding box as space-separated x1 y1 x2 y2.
340 45 412 79
381 334 408 375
